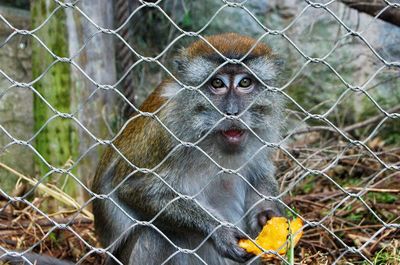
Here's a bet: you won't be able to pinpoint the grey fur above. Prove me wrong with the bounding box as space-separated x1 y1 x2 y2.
246 57 277 83
93 48 285 265
174 53 218 86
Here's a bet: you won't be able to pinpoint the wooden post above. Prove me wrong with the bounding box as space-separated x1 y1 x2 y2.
66 0 118 203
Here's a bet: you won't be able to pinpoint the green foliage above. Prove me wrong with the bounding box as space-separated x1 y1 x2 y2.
48 232 58 243
336 176 362 187
346 212 363 223
286 207 300 219
367 192 397 204
268 9 399 144
181 11 193 29
371 243 400 265
286 232 295 265
359 85 400 145
302 178 315 194
287 60 356 127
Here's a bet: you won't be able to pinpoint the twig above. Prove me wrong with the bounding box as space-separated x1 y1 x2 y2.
344 187 400 193
343 105 400 132
368 229 396 253
0 217 92 230
0 162 93 220
286 105 400 137
346 233 373 257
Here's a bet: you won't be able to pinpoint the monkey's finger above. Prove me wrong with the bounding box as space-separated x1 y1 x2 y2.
226 245 254 263
258 209 283 227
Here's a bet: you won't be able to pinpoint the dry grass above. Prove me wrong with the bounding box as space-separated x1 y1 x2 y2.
0 200 103 264
276 135 400 264
0 135 399 264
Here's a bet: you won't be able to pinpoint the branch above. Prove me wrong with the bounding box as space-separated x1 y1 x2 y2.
286 105 400 137
0 217 92 230
0 162 93 220
343 105 400 132
341 0 400 27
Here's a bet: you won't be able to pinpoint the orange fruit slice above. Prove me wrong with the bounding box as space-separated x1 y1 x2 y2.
238 217 303 259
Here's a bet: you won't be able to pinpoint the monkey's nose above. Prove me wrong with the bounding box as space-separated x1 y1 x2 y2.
225 100 239 116
225 110 239 116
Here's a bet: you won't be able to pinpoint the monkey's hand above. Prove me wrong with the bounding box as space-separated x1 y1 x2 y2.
257 209 283 228
248 204 284 238
211 224 254 263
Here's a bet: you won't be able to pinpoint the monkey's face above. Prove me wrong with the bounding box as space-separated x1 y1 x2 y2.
166 35 284 154
196 64 281 154
163 65 282 155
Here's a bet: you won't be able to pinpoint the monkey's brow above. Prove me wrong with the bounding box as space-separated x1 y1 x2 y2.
203 53 260 64
214 65 252 76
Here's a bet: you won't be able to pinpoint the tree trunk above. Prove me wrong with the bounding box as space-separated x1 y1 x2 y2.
31 1 78 199
66 0 117 202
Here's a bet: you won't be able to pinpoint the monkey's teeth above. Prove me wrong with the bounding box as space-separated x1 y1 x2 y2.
221 129 246 145
223 129 243 137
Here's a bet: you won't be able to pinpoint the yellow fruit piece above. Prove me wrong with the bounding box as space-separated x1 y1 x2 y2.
238 217 303 259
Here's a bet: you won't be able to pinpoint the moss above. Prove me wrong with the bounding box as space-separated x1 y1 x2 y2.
31 1 78 197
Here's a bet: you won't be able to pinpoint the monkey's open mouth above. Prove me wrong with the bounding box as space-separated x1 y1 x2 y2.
221 129 246 145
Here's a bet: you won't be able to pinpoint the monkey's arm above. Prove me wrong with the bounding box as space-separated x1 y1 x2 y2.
119 179 219 232
245 174 283 237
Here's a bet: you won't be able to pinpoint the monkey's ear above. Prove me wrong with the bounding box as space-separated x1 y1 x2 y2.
270 57 285 82
173 49 189 74
173 57 185 72
272 57 284 74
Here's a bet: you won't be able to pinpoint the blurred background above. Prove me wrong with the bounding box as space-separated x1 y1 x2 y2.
0 0 399 264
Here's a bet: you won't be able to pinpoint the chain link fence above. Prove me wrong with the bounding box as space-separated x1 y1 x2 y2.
0 0 399 264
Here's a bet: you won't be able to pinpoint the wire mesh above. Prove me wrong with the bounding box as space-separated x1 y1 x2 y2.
0 0 399 264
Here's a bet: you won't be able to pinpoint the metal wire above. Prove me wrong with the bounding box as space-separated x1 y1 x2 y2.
0 0 399 264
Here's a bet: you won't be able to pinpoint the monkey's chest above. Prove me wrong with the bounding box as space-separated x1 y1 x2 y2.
187 173 247 224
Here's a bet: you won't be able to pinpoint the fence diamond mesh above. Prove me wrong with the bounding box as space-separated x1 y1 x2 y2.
0 0 399 264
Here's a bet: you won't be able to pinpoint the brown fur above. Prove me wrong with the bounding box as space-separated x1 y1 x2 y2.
92 80 173 192
186 33 272 59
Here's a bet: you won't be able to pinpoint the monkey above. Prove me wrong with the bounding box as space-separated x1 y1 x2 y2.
91 33 285 265
0 33 284 265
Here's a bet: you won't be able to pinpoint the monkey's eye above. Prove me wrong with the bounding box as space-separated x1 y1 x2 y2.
211 78 224 89
238 78 252 88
